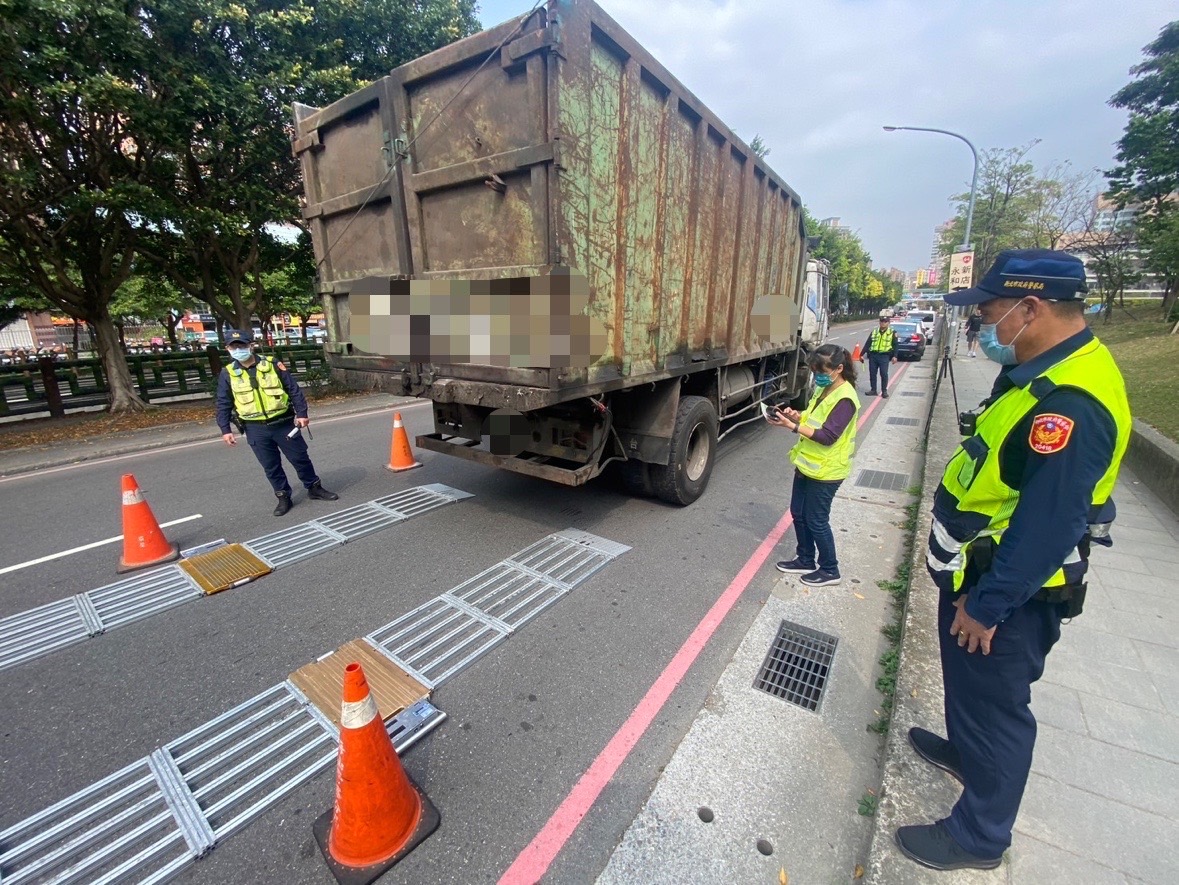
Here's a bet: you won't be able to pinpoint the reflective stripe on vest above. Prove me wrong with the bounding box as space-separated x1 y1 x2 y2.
789 382 860 481
869 328 895 352
932 338 1131 593
228 357 290 421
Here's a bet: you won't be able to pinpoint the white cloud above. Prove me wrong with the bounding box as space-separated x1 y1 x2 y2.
478 0 1174 269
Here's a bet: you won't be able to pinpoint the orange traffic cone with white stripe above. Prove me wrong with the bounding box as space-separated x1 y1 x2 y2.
312 662 440 884
385 411 421 472
116 474 180 573
851 342 863 362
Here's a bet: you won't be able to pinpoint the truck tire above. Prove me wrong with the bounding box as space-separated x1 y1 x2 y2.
652 395 718 506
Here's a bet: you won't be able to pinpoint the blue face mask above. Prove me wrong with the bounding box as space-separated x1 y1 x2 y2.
978 301 1029 365
228 347 252 362
814 373 834 388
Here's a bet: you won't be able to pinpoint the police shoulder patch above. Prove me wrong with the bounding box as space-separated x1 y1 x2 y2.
1029 413 1074 454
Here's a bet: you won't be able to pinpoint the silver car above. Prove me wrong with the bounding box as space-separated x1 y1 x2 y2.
906 310 936 343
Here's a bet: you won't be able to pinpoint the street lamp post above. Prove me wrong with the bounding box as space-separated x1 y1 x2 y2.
883 125 979 252
884 125 981 358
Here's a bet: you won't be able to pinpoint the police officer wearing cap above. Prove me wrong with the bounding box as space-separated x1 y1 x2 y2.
215 330 339 516
860 313 898 397
895 249 1131 870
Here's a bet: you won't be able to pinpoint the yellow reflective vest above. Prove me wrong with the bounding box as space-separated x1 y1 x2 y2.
790 382 859 481
868 328 896 353
228 356 290 421
930 337 1130 593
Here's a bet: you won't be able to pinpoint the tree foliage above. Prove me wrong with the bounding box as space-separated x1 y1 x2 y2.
804 209 900 316
1108 20 1179 321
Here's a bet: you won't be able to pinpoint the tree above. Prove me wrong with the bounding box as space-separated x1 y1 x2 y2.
803 208 890 316
749 134 770 159
111 273 195 347
1107 20 1179 324
259 233 318 341
0 0 160 411
135 0 479 331
1026 163 1098 250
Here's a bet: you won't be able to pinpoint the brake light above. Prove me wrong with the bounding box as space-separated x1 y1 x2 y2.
911 334 922 342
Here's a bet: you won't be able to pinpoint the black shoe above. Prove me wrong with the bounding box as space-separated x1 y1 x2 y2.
307 481 339 501
775 557 815 574
866 389 878 396
882 391 890 398
800 568 841 587
908 727 964 784
273 492 292 517
895 821 1001 871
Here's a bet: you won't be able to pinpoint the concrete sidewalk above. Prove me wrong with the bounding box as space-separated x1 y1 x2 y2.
0 392 419 477
867 349 1179 884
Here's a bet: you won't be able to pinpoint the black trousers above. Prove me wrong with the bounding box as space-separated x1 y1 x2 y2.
867 352 891 393
244 419 319 495
938 590 1063 857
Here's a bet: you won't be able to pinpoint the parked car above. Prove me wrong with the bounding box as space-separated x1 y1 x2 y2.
906 310 937 343
892 322 926 360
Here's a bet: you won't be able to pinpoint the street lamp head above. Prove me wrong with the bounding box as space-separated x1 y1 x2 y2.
882 126 899 131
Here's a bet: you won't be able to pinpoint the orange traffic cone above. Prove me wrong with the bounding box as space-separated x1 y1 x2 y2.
116 474 180 573
851 342 863 362
312 663 440 884
385 411 422 472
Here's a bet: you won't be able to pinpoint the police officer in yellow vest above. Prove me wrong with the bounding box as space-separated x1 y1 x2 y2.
896 250 1131 871
769 344 861 587
860 313 898 397
215 330 339 516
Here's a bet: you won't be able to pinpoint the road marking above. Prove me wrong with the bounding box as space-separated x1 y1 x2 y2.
0 400 432 484
497 372 901 883
0 514 203 575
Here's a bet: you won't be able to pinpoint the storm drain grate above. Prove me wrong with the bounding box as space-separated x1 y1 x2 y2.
886 417 921 426
900 391 926 397
753 621 838 712
855 469 911 491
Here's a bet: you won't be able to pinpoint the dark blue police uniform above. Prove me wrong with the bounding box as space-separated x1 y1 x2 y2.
931 327 1117 858
215 359 320 495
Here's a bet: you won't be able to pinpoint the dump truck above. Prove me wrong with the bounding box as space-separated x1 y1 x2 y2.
292 0 829 504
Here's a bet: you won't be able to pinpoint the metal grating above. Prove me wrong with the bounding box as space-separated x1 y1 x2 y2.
507 535 613 588
855 469 912 491
885 417 921 426
0 598 90 672
88 565 203 631
0 685 446 885
753 621 838 712
367 597 508 689
900 391 926 397
445 562 564 632
242 522 342 570
309 502 406 542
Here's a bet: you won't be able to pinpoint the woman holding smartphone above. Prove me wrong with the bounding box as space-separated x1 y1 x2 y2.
766 343 860 586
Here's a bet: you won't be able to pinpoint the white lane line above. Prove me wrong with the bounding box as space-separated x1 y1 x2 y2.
0 399 432 484
0 514 203 575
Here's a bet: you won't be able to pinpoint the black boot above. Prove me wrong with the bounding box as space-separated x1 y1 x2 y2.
307 481 338 501
273 491 292 517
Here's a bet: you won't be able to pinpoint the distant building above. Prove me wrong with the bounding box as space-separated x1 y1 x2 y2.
1059 195 1173 300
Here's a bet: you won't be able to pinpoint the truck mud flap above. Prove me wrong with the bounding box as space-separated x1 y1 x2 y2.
416 433 598 487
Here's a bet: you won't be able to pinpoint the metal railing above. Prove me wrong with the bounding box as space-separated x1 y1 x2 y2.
0 346 327 419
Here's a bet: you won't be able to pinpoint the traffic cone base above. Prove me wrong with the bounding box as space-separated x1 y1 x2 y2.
312 785 440 885
386 411 422 472
116 474 181 573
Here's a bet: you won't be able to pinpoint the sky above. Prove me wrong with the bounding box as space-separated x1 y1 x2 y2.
475 0 1175 271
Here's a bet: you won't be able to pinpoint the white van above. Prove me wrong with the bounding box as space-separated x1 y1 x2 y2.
906 310 936 343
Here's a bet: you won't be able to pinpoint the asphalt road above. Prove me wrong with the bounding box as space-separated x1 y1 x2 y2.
0 318 888 884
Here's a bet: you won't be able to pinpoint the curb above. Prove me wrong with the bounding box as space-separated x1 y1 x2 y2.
863 333 1000 884
0 394 422 478
1125 418 1179 518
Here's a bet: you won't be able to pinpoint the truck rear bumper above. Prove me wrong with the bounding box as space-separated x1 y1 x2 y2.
415 434 598 487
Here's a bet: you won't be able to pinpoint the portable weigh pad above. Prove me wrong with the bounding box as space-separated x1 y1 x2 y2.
179 544 272 594
289 639 431 726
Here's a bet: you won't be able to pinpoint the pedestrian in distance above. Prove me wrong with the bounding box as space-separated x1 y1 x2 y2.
769 344 861 587
897 249 1131 871
964 309 982 357
860 313 898 397
215 329 339 516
